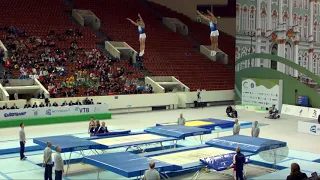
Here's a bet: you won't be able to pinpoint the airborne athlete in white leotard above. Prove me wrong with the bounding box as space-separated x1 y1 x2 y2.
197 10 219 56
127 14 146 57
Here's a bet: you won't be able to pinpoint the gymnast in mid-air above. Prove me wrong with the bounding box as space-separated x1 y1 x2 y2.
127 14 146 57
197 10 219 56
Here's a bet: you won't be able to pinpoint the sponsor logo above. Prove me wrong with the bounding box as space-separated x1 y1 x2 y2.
243 81 249 88
34 110 38 116
4 112 27 117
80 108 90 113
46 109 70 116
46 109 52 115
310 125 320 133
312 110 317 118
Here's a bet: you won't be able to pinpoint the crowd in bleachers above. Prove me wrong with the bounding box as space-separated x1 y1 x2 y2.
0 25 153 98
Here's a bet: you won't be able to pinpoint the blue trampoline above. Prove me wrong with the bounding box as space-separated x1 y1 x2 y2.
205 135 287 153
156 118 252 130
33 135 108 153
83 152 182 178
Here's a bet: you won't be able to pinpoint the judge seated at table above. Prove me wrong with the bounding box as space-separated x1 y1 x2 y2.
96 122 108 134
32 102 38 108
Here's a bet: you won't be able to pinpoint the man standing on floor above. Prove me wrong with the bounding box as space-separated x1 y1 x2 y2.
235 147 246 180
19 123 27 160
143 162 160 180
233 119 240 135
177 113 186 126
43 142 53 180
251 121 260 137
54 146 64 180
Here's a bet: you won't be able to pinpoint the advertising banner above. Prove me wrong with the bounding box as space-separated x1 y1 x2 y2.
298 121 320 136
242 78 283 110
0 104 109 120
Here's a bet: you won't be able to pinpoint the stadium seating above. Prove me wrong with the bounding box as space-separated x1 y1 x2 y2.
0 0 144 97
71 0 234 91
1 0 234 93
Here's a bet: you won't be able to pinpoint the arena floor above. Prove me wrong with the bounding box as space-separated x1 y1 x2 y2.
0 106 319 180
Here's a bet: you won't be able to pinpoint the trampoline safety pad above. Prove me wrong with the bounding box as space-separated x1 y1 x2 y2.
92 134 167 146
151 147 232 165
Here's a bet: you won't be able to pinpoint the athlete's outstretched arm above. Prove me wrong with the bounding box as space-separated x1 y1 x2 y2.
197 10 210 21
207 10 218 23
138 13 145 28
126 18 139 26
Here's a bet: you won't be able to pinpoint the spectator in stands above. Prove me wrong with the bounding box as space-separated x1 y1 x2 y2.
39 102 45 108
233 119 240 135
24 103 31 109
68 101 74 106
286 163 308 180
32 102 38 108
251 121 260 137
3 103 9 109
52 102 58 107
11 103 18 109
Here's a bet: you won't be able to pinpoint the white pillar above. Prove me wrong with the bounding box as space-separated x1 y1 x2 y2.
256 37 261 67
256 0 261 30
277 39 286 73
267 0 272 32
310 0 314 42
294 41 299 77
289 0 293 26
279 0 283 25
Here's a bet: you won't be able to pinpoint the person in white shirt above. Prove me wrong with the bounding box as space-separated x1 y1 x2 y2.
233 119 240 135
54 146 64 180
19 123 27 160
14 91 18 100
43 142 53 180
177 113 186 126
